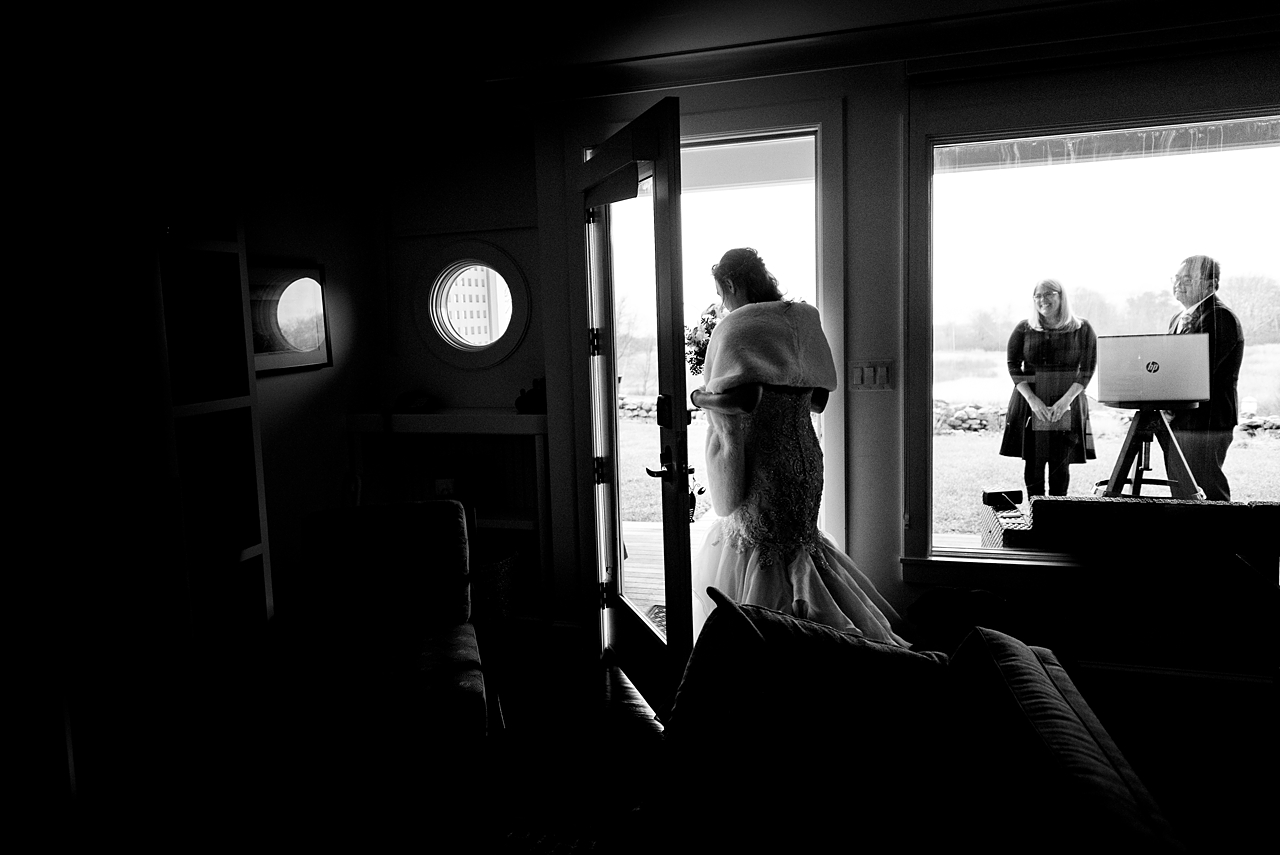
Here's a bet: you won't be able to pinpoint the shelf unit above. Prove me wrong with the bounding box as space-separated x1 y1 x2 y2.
347 411 551 601
156 216 273 644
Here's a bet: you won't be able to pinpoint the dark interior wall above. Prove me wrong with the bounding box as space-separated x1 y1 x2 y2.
380 224 544 411
239 90 545 611
244 175 379 615
383 122 547 400
381 126 542 411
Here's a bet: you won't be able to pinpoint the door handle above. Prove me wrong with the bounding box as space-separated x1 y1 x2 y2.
645 447 690 482
645 462 674 479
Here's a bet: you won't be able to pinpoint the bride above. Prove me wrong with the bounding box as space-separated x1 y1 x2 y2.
689 248 909 645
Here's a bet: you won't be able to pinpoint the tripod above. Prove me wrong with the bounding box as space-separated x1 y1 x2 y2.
1101 407 1204 499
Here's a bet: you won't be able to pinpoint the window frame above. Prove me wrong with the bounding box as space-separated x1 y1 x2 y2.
902 46 1280 574
413 239 531 370
681 99 848 544
249 261 333 374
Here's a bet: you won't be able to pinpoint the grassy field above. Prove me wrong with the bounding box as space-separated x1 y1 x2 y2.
617 412 1279 533
933 342 1279 533
933 428 1279 533
617 418 711 523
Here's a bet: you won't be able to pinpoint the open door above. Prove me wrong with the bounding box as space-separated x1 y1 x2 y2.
583 97 692 712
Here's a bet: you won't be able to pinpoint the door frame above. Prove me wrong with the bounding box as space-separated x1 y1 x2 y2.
565 96 847 710
680 100 846 545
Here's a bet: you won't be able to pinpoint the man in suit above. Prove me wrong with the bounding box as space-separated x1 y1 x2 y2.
1166 255 1245 501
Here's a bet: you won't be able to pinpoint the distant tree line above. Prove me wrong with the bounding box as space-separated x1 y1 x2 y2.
280 313 325 351
614 295 659 396
937 275 1278 350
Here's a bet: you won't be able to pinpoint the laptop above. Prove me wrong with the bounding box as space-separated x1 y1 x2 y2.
1096 333 1210 408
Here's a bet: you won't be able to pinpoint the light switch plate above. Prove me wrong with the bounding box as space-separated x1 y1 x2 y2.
849 360 893 391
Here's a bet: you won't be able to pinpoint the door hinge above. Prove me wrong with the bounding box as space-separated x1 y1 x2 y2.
593 456 608 484
600 577 617 609
588 327 603 357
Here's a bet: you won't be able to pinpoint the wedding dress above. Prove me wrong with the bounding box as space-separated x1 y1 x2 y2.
690 301 908 645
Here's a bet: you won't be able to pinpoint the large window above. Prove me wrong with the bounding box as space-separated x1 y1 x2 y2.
928 116 1279 551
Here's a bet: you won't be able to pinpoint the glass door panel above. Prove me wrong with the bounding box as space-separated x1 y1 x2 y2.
609 182 671 635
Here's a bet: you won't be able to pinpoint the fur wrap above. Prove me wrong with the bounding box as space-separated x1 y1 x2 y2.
700 301 837 515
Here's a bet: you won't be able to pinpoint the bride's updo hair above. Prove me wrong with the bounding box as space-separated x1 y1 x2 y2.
712 247 784 303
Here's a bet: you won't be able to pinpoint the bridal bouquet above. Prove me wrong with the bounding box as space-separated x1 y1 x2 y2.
685 303 720 375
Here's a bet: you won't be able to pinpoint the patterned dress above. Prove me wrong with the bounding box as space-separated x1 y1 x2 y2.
998 319 1098 465
690 385 908 645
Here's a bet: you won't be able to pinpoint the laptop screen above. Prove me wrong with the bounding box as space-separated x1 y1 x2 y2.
1096 333 1210 408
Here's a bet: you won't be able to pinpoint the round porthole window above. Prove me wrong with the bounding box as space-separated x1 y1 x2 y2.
415 240 530 370
431 262 514 350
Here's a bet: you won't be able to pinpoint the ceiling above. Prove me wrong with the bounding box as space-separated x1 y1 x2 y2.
444 1 1279 98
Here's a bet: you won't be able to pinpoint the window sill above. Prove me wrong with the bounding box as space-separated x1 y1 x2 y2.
902 547 1082 590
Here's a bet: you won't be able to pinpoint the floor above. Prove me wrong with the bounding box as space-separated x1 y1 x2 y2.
473 617 666 853
618 516 718 615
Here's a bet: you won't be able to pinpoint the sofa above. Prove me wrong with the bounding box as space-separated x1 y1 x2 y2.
640 586 1186 853
263 499 496 815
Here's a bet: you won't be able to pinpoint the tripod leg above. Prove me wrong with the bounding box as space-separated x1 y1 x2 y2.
1153 413 1205 500
1104 414 1148 497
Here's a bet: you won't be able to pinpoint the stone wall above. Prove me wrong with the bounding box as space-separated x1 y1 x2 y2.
1238 415 1280 438
935 402 1006 433
933 398 1279 438
618 396 659 420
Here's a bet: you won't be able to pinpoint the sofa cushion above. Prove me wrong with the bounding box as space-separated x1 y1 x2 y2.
660 586 769 740
947 626 1185 852
660 588 954 848
419 623 488 738
666 587 949 740
301 500 472 640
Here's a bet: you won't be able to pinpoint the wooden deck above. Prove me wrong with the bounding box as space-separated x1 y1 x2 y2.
618 519 985 618
620 523 985 610
619 515 718 615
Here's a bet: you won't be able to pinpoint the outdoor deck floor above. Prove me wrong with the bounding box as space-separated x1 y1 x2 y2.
619 520 983 616
619 515 718 616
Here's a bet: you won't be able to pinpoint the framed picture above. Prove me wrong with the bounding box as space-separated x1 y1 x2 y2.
249 261 332 373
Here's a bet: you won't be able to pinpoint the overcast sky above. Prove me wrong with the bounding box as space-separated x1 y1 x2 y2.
608 143 1277 336
933 145 1280 323
612 182 817 333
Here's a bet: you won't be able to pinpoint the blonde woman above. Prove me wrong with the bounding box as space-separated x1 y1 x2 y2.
999 279 1098 496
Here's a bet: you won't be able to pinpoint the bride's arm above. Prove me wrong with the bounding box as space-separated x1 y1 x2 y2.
810 387 829 413
690 383 763 414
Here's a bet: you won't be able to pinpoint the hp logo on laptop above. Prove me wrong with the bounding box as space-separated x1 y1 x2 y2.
1146 361 1160 373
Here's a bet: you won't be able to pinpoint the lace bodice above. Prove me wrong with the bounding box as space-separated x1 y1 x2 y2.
720 386 825 561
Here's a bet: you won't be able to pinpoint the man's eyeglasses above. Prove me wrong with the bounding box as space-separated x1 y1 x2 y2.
1171 275 1197 285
